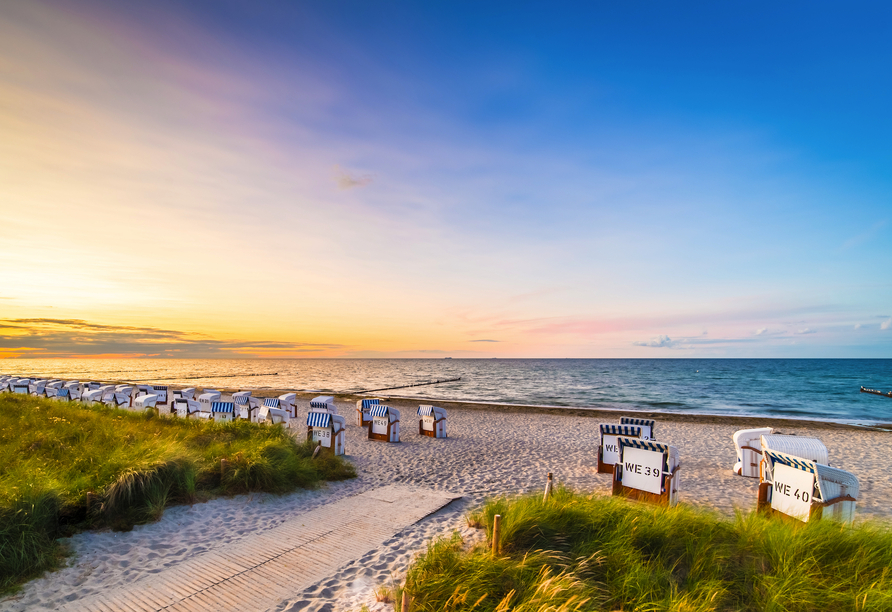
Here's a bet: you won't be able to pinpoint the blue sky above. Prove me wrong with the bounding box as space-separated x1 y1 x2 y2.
0 0 889 357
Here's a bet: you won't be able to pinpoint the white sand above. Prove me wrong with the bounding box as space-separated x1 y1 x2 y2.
2 397 890 612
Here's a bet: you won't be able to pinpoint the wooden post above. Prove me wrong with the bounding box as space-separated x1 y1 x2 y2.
543 472 553 502
86 491 94 514
492 514 501 557
220 458 227 479
401 590 410 612
312 443 322 459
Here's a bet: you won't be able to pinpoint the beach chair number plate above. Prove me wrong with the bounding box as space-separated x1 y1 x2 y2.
372 417 389 435
312 428 332 448
602 435 621 465
422 415 435 431
771 463 814 522
621 446 664 495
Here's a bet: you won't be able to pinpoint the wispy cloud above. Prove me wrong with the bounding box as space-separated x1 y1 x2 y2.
0 319 343 358
333 165 374 190
796 328 816 335
882 319 892 331
633 335 677 348
469 339 500 342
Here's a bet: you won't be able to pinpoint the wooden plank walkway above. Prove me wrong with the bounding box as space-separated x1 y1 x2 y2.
59 486 460 612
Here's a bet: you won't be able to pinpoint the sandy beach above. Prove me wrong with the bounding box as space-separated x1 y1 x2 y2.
2 395 891 612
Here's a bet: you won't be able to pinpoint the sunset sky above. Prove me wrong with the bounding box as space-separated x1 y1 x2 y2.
1 0 890 358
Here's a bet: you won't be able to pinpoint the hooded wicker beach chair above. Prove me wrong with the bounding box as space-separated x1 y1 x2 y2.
234 394 260 421
367 404 400 442
277 393 297 418
612 437 681 507
306 411 346 455
620 417 656 440
417 405 447 438
133 393 159 411
211 401 235 423
757 449 858 523
310 396 338 415
173 397 202 418
732 427 774 477
598 424 644 474
761 434 828 465
356 398 381 426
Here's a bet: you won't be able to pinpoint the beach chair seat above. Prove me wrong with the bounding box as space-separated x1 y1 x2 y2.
758 449 858 523
598 424 644 474
234 394 261 420
620 417 655 440
367 404 400 442
612 437 681 507
81 389 104 403
356 398 381 426
306 411 346 455
173 398 202 418
417 405 447 438
732 427 773 477
278 393 297 418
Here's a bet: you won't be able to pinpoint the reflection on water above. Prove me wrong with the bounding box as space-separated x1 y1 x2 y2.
2 358 890 423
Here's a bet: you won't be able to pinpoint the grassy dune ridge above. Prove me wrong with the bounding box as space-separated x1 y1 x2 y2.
405 488 892 612
0 394 355 592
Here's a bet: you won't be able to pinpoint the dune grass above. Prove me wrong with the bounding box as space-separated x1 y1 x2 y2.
0 394 355 593
405 487 892 612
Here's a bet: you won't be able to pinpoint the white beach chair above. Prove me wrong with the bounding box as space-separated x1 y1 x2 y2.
598 424 645 474
310 396 338 415
198 391 222 414
29 380 48 396
234 394 260 421
278 393 297 418
172 388 196 401
367 405 400 442
613 437 681 507
81 388 104 404
64 382 81 401
257 405 290 425
620 417 656 440
306 411 346 455
54 387 71 401
356 398 381 426
732 427 773 477
758 449 858 523
761 434 828 465
211 401 235 423
133 394 159 411
173 398 202 418
417 405 447 438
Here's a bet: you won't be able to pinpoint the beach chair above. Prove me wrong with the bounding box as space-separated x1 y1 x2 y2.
310 396 338 414
173 398 202 418
211 401 235 423
598 424 645 474
256 405 290 425
612 437 681 507
356 398 381 426
198 391 222 414
172 388 196 401
760 434 828 465
0 378 10 393
81 388 104 404
620 417 656 440
54 388 71 401
306 411 346 455
29 380 48 396
417 405 447 438
367 405 400 442
133 394 159 411
64 382 81 401
276 393 297 418
234 394 260 421
732 427 773 477
757 449 859 523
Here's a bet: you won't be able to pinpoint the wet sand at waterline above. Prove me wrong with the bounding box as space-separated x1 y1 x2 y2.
3 395 890 612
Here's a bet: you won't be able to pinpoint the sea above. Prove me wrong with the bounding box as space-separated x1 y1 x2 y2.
2 359 891 425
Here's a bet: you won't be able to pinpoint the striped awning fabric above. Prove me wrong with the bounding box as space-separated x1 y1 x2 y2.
310 401 332 409
264 398 280 408
153 385 168 391
617 437 670 454
620 417 655 428
417 405 436 416
368 405 389 417
307 412 331 427
211 401 234 413
763 449 816 475
234 395 250 405
361 399 380 409
600 424 642 437
57 388 70 398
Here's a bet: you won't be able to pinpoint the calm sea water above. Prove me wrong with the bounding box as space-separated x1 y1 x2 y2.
3 359 891 424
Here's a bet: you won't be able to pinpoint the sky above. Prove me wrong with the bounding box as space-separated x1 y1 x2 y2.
0 0 890 358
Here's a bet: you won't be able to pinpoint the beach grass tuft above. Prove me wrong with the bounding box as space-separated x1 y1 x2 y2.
406 487 892 611
0 394 355 593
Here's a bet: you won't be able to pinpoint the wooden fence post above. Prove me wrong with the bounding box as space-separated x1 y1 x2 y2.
492 514 501 557
401 590 410 612
543 472 553 501
220 458 227 479
86 491 94 514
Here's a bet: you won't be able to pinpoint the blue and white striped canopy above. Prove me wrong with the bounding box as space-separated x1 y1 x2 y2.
361 399 380 409
264 398 280 408
368 405 389 417
764 449 816 475
417 405 437 416
600 424 641 437
57 388 70 398
234 395 250 405
307 412 331 427
620 417 655 428
153 385 168 391
211 402 234 413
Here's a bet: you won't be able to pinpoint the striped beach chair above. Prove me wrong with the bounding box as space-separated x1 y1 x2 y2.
310 396 338 414
211 401 235 423
29 380 48 396
620 417 656 440
13 381 31 394
598 424 645 474
417 405 447 438
198 391 222 415
356 398 381 426
54 388 71 401
760 434 828 465
758 449 859 523
367 404 400 442
306 411 346 455
732 427 773 477
232 395 258 421
612 437 681 507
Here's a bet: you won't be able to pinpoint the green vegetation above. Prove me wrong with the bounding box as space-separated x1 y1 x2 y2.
405 487 892 612
0 394 355 593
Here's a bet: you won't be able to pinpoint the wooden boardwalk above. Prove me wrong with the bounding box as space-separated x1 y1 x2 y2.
59 486 460 612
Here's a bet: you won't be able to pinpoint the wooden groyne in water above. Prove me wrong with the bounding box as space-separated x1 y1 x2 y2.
861 386 892 398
